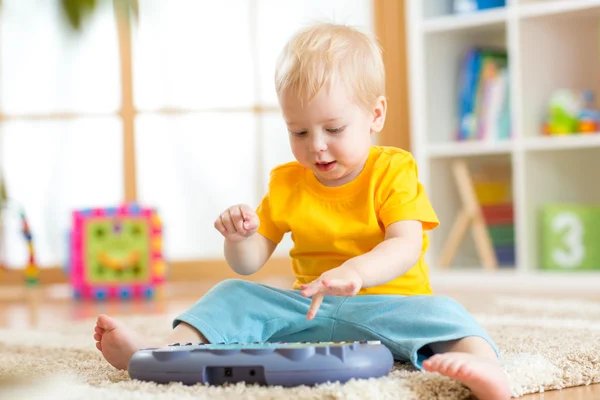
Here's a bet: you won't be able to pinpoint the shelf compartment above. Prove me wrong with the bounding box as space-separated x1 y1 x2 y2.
424 23 507 145
428 154 515 270
523 148 600 270
519 7 600 139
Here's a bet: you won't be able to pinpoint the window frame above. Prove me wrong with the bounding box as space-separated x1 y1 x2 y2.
0 0 407 285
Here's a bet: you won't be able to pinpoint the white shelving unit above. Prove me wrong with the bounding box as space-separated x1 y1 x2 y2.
406 0 600 278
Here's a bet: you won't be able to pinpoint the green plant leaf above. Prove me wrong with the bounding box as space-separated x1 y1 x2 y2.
60 0 98 31
0 175 6 215
59 0 138 31
129 0 138 20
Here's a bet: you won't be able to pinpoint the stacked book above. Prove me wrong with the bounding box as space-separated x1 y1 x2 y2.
457 47 511 142
482 203 515 266
474 177 515 267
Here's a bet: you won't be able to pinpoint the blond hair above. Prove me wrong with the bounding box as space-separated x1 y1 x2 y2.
275 22 385 112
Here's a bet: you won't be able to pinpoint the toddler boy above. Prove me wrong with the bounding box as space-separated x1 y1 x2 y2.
94 22 510 400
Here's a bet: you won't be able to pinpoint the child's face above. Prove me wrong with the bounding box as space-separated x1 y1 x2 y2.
281 80 385 187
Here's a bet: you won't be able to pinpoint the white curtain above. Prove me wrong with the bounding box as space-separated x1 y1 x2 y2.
0 0 373 268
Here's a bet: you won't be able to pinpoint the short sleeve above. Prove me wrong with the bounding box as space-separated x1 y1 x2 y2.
378 154 439 231
255 190 285 244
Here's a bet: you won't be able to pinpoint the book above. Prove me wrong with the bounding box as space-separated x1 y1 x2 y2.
457 47 510 142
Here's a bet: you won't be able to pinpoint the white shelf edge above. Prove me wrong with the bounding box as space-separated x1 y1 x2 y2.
523 133 600 151
430 269 600 293
518 0 600 19
427 141 513 158
422 7 508 33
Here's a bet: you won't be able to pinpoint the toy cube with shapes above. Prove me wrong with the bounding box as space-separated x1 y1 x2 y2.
541 204 600 271
68 203 166 300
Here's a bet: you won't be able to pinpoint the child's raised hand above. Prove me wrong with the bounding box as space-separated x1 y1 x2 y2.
300 266 363 320
214 204 260 242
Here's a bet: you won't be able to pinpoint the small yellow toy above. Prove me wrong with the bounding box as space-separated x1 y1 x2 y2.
21 210 40 286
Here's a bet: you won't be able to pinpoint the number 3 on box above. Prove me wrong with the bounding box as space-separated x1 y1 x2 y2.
551 212 584 269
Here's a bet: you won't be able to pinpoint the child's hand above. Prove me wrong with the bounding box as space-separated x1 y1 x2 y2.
300 266 363 320
214 204 260 242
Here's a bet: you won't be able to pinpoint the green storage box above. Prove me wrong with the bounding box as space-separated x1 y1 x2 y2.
540 204 600 271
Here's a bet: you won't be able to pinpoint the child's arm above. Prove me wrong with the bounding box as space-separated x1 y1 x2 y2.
301 220 422 320
215 204 277 275
343 219 423 287
224 234 277 275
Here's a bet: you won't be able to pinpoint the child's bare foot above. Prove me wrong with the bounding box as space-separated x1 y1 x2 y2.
422 352 511 400
93 314 156 370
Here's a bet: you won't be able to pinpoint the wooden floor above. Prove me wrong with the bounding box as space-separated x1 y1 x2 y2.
0 280 598 399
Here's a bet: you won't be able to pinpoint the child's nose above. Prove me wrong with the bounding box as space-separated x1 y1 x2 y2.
311 133 328 152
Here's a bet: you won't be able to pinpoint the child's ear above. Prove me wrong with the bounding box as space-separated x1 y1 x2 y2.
370 96 387 133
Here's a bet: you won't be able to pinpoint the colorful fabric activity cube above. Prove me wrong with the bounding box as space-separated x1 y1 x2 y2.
68 203 166 300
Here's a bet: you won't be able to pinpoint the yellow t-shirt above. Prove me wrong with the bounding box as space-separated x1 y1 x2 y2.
256 146 440 296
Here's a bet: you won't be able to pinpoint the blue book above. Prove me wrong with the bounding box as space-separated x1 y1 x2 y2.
458 49 482 140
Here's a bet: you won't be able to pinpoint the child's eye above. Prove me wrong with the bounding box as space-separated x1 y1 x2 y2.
326 126 345 134
290 130 307 137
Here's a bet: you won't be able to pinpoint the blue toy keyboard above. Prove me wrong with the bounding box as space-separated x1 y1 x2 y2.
128 340 394 387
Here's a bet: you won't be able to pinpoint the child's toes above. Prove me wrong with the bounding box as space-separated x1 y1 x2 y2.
97 314 118 331
423 355 442 371
425 355 458 374
95 326 105 335
96 341 102 351
94 333 102 341
440 359 456 374
423 354 439 365
454 363 474 380
446 360 463 376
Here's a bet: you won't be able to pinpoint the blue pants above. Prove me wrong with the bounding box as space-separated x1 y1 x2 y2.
174 279 498 369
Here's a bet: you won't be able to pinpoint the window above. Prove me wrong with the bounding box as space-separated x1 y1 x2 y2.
0 0 373 269
0 0 122 268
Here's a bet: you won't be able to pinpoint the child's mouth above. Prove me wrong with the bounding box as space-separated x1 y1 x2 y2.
315 161 336 172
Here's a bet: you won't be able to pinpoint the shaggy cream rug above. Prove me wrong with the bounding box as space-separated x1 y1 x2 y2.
1 293 599 399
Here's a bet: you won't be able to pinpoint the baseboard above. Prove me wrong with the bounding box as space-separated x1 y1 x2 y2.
3 260 596 295
0 257 294 286
430 269 600 294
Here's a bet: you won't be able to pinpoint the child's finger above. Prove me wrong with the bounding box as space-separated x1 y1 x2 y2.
239 204 254 217
213 216 227 235
300 281 323 297
228 206 246 233
243 214 259 231
322 279 345 291
323 279 358 296
306 293 324 320
220 210 237 233
240 206 259 231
